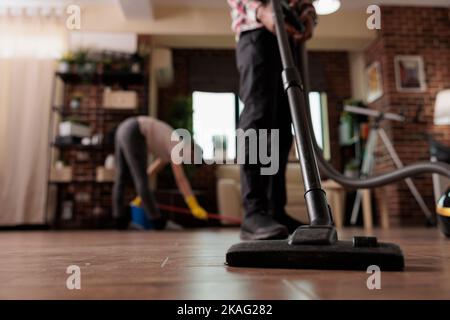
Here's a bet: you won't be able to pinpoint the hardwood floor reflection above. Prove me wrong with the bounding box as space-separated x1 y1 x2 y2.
0 228 448 299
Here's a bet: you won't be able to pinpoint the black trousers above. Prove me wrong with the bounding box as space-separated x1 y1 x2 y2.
236 28 295 218
112 118 161 220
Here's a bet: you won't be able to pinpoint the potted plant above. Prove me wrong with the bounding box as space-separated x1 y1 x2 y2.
101 56 113 73
165 96 197 180
73 49 94 74
58 52 75 73
70 92 83 110
167 96 193 133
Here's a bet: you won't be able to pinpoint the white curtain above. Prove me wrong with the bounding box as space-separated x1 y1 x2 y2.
0 16 67 225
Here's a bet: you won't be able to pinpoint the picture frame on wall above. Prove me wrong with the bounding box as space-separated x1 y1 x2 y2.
394 55 427 92
366 61 383 103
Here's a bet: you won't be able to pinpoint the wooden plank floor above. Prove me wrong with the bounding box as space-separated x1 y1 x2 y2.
0 228 449 299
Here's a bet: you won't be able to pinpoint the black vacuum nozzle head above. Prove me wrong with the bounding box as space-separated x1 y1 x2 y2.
226 237 405 271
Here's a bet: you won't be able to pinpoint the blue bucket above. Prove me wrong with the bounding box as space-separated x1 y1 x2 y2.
130 205 154 230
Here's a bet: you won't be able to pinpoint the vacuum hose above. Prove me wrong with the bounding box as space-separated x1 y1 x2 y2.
297 44 450 189
317 159 450 190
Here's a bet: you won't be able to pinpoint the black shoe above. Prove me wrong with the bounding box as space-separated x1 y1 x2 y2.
240 213 289 240
273 211 306 234
114 214 131 231
151 217 167 231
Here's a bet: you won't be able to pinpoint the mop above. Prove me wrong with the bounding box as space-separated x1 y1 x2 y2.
131 196 242 224
157 204 242 224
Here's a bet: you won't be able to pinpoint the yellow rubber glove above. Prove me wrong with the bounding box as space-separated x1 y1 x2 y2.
185 195 208 220
131 196 142 207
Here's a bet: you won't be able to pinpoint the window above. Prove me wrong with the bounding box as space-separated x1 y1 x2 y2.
308 91 330 160
193 91 238 160
192 91 330 161
309 92 324 148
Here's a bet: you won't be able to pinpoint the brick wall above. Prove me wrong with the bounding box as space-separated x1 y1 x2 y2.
309 51 352 171
365 6 450 225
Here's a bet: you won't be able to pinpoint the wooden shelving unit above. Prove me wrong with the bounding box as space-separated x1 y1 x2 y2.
45 71 149 229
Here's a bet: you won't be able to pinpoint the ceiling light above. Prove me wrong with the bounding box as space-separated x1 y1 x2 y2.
313 0 341 15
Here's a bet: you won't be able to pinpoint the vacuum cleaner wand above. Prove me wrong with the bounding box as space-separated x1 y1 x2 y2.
226 0 405 271
275 0 332 227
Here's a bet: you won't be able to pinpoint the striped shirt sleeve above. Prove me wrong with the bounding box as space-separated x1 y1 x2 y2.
227 0 264 35
227 0 316 37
